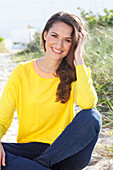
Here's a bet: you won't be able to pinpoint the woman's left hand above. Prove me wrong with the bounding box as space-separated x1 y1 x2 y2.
74 32 86 66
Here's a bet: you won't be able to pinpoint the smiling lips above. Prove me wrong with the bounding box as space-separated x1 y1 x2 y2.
51 47 63 54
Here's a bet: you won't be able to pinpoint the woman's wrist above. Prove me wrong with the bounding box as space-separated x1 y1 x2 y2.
74 56 84 66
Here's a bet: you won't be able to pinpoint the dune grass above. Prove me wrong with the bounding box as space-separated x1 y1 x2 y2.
0 42 9 53
84 26 113 127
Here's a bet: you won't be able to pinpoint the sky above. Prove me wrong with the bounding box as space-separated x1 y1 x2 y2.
0 0 113 48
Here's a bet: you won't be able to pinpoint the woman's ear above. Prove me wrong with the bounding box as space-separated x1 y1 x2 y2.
43 31 47 41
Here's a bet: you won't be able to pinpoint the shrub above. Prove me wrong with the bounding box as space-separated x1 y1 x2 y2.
0 36 4 43
77 8 113 29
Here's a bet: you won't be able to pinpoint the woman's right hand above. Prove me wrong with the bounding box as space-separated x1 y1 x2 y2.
0 140 5 169
74 32 86 66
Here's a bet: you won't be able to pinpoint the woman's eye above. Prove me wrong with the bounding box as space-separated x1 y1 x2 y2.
65 39 71 43
52 34 57 38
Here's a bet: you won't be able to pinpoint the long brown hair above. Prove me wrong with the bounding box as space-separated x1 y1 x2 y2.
42 11 85 103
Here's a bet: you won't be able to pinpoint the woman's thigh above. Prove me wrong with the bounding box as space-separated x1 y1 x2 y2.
2 151 50 170
51 135 98 170
2 142 50 160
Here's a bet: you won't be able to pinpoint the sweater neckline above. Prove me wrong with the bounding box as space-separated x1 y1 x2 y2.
32 59 57 79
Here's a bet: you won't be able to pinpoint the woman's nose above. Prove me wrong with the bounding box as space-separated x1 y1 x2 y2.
56 39 63 48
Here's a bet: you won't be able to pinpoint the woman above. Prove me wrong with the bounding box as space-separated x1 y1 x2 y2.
0 11 102 170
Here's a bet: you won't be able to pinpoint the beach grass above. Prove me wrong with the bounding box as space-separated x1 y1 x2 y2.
84 26 113 127
0 42 9 53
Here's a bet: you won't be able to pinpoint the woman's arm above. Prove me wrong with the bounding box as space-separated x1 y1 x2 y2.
0 65 20 139
72 32 98 109
72 65 98 109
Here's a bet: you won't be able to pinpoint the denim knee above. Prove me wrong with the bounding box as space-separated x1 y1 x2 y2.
76 108 102 135
35 109 102 168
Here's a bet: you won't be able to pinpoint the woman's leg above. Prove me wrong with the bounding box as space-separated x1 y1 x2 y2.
2 142 50 160
2 142 50 170
2 151 50 170
34 109 102 169
51 135 98 170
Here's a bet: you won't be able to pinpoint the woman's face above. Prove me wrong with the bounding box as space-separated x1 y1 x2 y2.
44 21 73 61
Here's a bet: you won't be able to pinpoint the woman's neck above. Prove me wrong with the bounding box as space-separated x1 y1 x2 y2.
36 56 61 74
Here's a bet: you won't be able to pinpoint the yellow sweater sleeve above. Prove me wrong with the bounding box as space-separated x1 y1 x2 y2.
72 65 98 109
0 65 19 139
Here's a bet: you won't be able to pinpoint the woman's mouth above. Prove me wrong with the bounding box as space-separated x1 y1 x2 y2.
51 47 63 54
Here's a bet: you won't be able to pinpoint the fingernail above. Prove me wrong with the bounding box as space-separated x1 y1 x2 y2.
3 163 6 166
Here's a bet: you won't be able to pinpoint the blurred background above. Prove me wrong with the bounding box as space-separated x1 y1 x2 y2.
0 0 113 49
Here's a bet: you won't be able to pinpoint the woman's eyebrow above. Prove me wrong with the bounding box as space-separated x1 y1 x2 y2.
51 32 72 39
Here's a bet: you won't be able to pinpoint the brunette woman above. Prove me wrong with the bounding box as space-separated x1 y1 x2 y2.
0 11 102 170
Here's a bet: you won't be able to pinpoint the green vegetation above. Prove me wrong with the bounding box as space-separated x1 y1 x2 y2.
12 9 113 128
11 50 43 62
12 31 44 62
78 8 113 127
78 7 113 29
0 36 4 42
105 131 113 155
84 26 113 127
0 36 8 53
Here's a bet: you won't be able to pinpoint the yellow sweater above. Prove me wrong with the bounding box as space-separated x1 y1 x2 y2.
0 60 97 144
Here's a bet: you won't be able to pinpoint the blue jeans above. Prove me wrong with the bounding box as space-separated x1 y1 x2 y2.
2 109 102 170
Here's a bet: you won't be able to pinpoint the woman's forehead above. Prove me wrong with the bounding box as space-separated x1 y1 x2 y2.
49 22 73 37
